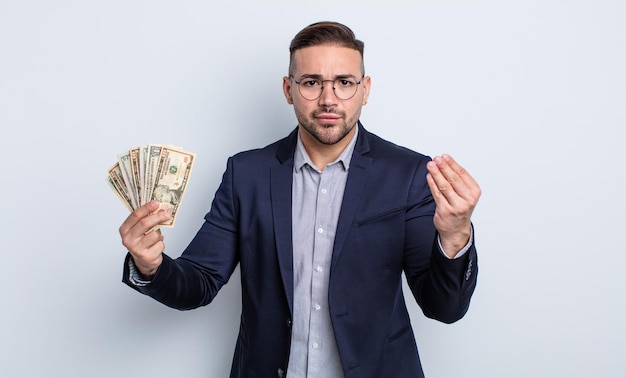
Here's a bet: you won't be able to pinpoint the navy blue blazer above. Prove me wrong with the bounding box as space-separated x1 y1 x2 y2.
123 123 478 378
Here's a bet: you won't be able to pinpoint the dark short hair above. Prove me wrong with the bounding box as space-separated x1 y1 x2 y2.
288 21 365 76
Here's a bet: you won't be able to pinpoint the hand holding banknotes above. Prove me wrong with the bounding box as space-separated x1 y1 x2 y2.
108 144 196 279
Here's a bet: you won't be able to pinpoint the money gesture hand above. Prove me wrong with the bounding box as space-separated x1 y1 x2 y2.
426 154 481 258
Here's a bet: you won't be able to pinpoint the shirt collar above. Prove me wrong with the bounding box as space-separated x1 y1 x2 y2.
294 125 359 173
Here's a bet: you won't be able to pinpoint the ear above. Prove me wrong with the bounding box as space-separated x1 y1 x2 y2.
283 76 294 104
361 75 371 105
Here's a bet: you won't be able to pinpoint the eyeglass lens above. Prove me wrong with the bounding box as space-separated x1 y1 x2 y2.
298 78 359 100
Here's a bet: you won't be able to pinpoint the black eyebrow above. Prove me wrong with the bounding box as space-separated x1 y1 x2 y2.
297 74 359 80
297 74 322 80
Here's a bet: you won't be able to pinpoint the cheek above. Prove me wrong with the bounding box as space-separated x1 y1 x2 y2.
293 99 312 115
292 102 310 123
346 102 363 119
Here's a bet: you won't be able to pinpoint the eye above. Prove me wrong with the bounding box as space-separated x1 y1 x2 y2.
301 79 321 87
337 79 355 87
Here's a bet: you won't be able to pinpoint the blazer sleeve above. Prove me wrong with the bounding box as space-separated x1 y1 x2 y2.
122 157 240 310
402 158 478 324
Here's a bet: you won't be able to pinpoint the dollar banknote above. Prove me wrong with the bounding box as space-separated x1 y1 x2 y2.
107 162 134 212
117 151 138 209
107 144 195 228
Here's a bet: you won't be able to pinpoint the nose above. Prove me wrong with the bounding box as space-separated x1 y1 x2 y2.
318 80 339 106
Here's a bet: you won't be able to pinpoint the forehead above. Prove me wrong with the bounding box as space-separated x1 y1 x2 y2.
291 45 363 75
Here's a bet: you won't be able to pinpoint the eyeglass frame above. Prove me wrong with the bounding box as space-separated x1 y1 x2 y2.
289 74 365 101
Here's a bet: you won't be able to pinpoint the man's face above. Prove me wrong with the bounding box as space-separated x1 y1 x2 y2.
283 45 371 147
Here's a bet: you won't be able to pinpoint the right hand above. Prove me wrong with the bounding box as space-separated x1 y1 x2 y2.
119 200 171 279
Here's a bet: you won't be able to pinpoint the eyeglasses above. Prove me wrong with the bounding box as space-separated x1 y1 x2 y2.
290 75 363 101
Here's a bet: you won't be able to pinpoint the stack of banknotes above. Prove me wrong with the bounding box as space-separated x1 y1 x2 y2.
107 145 196 228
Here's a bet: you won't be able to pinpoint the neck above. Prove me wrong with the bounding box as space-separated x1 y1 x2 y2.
299 126 356 171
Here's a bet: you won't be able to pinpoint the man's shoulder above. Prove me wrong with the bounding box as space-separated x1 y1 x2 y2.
361 127 431 162
230 128 297 165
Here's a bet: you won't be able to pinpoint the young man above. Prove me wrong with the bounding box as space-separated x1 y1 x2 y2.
120 21 481 378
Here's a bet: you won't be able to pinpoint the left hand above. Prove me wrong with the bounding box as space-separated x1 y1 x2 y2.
426 154 481 258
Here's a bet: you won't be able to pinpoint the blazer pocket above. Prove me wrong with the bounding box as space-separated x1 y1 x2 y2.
354 207 406 271
356 207 405 227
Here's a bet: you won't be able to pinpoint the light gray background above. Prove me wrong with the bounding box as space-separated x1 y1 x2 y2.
1 1 624 377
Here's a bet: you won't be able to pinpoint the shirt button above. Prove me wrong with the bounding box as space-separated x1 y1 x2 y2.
312 342 319 349
314 304 321 310
316 266 323 272
321 188 328 194
317 227 324 234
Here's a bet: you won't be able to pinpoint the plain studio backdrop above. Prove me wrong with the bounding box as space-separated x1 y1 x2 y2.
1 1 624 377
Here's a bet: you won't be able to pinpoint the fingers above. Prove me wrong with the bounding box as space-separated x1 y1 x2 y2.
119 200 169 237
119 200 171 266
129 229 165 267
425 154 481 255
426 154 481 207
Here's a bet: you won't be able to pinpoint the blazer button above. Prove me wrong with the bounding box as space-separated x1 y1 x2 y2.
277 368 285 378
286 318 292 328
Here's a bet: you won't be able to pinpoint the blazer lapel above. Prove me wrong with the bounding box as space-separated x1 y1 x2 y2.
271 128 298 315
331 123 373 269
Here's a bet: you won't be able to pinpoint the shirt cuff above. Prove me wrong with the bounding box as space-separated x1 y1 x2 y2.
127 256 152 287
437 226 474 259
